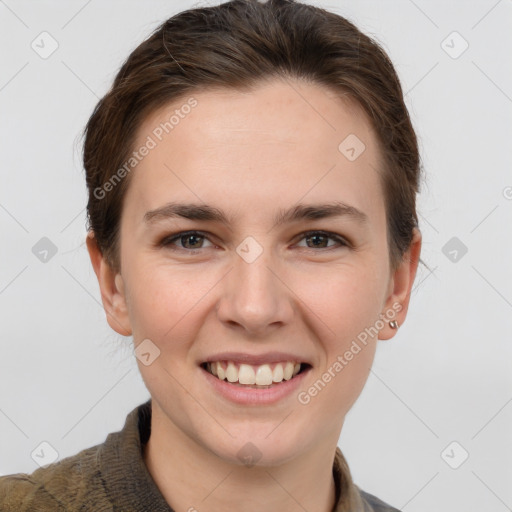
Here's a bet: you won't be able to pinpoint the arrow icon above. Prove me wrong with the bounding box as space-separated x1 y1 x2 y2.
32 237 58 262
440 441 469 469
441 31 469 59
31 441 59 467
135 339 161 365
442 236 467 263
236 236 263 263
31 31 59 60
339 134 365 161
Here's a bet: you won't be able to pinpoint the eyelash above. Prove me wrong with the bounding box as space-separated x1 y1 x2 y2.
159 230 350 253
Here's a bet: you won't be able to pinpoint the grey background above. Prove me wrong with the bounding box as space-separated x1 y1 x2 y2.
1 1 511 510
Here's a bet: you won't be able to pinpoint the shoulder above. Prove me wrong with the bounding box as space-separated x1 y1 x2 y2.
0 473 65 512
0 443 108 512
357 486 402 511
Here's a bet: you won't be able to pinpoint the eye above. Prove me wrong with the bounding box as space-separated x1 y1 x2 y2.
159 230 350 253
295 231 349 250
160 231 215 251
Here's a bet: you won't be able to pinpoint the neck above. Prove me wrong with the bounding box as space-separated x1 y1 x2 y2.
143 404 340 512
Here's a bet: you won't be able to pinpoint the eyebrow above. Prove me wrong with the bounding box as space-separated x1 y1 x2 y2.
143 200 369 227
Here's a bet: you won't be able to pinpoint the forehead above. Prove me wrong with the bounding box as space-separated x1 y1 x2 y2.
124 78 384 227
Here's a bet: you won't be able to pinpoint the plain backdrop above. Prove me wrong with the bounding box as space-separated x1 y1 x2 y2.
1 1 511 510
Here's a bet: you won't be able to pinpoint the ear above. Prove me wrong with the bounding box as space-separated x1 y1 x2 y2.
86 230 132 336
378 228 422 340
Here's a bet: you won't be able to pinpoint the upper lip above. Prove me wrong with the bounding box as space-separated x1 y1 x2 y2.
201 351 312 366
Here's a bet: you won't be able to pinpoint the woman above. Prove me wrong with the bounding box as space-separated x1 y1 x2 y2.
0 0 422 510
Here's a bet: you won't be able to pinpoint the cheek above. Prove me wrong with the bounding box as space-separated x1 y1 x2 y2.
296 264 382 402
298 271 380 420
126 254 386 342
125 262 219 342
298 262 385 341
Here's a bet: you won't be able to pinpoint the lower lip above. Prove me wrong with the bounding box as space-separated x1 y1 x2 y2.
200 365 311 405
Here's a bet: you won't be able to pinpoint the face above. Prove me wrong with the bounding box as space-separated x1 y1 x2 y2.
88 78 420 466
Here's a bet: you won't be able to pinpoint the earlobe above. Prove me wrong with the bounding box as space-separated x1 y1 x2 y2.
378 228 422 340
85 231 132 337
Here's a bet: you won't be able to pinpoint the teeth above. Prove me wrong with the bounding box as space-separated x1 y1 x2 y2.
239 364 256 385
206 360 303 386
283 362 294 381
272 363 284 382
226 361 238 383
216 362 225 380
255 364 273 385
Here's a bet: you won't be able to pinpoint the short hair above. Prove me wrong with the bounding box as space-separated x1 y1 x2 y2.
83 0 421 273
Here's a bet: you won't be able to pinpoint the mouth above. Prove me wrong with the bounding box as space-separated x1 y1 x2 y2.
200 360 311 389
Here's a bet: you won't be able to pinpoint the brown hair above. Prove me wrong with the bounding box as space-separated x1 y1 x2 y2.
83 0 422 274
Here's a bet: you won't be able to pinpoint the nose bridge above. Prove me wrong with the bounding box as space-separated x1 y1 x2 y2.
217 240 291 333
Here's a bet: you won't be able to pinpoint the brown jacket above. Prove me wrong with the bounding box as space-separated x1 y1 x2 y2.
0 400 400 511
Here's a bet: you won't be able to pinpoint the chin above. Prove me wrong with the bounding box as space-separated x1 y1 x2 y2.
202 427 304 468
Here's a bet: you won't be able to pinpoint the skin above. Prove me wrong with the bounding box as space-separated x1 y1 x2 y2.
87 77 421 512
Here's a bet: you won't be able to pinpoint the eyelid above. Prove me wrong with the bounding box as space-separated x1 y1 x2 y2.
294 230 351 249
160 230 216 250
159 229 351 251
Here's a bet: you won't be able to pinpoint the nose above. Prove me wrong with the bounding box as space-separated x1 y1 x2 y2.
216 246 294 336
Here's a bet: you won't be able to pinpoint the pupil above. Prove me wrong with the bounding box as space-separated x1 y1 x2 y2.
308 234 326 248
184 234 202 249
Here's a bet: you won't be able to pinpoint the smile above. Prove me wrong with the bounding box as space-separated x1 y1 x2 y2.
201 361 309 388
